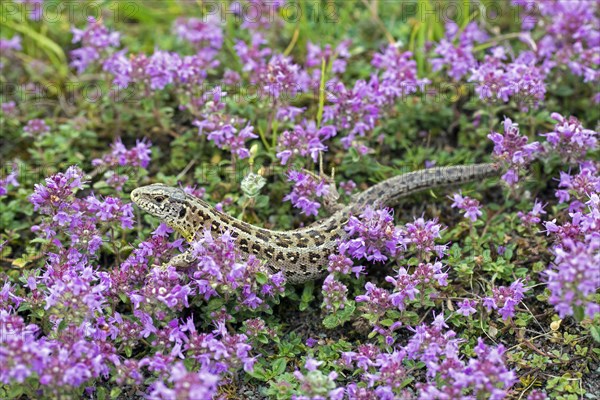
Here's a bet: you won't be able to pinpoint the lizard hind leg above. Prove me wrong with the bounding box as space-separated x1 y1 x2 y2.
147 250 197 278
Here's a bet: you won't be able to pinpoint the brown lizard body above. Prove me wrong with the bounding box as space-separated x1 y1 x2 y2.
131 163 498 283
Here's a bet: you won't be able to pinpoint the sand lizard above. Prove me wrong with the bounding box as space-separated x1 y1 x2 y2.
131 163 498 284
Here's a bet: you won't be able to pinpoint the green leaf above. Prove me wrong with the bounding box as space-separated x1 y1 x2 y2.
248 365 267 381
573 306 585 323
256 271 268 285
110 387 122 399
299 281 315 311
590 325 600 343
272 358 287 376
323 301 356 329
97 387 107 400
7 385 24 398
349 147 360 162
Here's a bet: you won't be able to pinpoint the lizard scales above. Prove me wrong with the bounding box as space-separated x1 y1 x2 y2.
131 163 498 284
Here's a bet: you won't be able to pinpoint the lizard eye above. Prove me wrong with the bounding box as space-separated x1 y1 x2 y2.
155 195 166 203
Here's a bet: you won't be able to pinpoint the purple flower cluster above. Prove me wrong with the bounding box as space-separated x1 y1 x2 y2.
276 120 336 165
261 54 310 99
400 217 447 259
29 166 133 253
148 362 219 399
0 165 19 196
321 275 348 312
483 279 527 320
385 262 448 311
0 312 120 388
70 17 121 74
14 0 43 20
1 100 18 117
545 238 600 319
456 299 478 317
342 206 402 262
92 138 152 190
187 229 285 309
418 337 516 399
339 315 515 399
0 35 22 70
488 117 541 185
283 170 330 217
543 113 598 163
324 47 427 151
355 282 392 317
293 358 342 400
231 0 285 31
23 118 50 137
534 1 599 101
450 191 483 222
554 163 600 209
469 52 547 111
517 199 547 227
542 173 599 320
305 40 351 75
173 16 223 58
192 88 258 159
431 22 488 80
103 48 215 92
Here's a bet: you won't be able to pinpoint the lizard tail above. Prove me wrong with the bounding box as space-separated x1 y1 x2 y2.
351 163 499 211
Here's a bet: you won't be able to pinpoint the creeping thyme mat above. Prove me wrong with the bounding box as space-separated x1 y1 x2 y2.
0 1 599 399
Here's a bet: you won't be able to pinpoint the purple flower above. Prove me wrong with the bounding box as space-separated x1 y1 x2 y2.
276 120 336 165
483 279 528 320
194 95 258 159
293 357 338 398
342 206 402 262
456 299 478 316
469 53 547 111
23 119 50 136
386 262 447 311
430 22 488 80
70 17 120 73
545 239 599 319
92 138 152 190
283 170 330 217
488 117 541 185
148 362 220 399
327 253 353 275
400 217 447 259
14 0 43 20
145 50 182 90
0 165 19 196
554 164 600 206
372 47 430 101
355 282 392 316
1 101 18 117
173 16 223 55
543 112 597 162
339 180 356 195
322 275 348 312
261 54 309 99
517 199 547 226
449 191 483 222
0 35 22 52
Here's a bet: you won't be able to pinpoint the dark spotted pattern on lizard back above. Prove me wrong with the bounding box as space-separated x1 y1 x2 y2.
131 163 498 284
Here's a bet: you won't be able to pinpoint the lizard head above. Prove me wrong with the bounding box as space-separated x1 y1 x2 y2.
131 184 192 239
